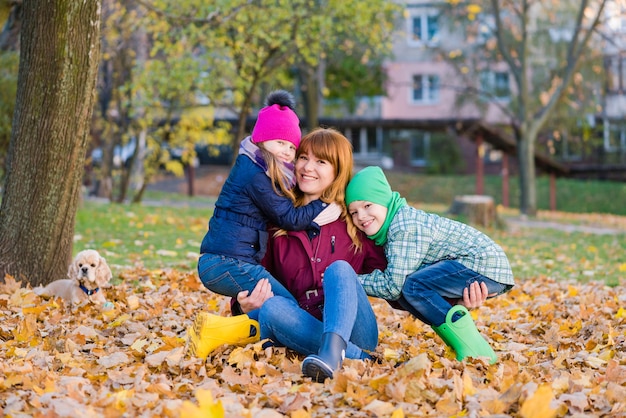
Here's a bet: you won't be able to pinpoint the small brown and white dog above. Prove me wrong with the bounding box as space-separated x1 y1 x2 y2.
35 249 112 307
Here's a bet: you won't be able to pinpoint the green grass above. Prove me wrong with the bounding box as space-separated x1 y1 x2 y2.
384 172 626 216
489 225 626 287
75 196 626 286
74 201 210 272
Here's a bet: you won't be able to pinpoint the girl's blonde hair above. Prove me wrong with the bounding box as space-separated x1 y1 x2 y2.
278 127 363 250
258 143 296 202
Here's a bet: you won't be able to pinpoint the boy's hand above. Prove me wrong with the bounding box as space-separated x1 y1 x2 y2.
237 278 274 313
459 281 494 309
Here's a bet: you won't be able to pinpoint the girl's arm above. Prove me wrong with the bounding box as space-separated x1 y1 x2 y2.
248 173 326 230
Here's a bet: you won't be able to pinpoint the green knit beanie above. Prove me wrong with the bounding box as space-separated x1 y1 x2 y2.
346 166 407 245
346 166 392 207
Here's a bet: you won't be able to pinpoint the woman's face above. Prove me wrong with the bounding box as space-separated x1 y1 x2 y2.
295 150 335 200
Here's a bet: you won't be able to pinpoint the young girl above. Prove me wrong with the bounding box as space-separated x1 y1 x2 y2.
345 166 515 364
190 91 339 358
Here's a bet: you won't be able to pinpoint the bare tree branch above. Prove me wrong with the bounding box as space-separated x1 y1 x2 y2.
134 0 252 27
534 0 608 125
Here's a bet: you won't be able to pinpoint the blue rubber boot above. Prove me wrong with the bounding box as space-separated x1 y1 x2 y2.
301 332 347 382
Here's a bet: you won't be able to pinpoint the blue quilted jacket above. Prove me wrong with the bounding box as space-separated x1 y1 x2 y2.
200 154 327 263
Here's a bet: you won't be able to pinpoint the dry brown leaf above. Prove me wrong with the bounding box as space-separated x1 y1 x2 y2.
1 269 625 417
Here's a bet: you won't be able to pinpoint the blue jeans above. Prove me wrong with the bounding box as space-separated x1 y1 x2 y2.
259 260 378 359
197 253 296 312
397 260 511 327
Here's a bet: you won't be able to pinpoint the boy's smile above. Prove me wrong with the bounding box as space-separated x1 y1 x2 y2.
348 201 388 236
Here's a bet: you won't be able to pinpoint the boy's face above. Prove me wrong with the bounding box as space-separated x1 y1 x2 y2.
348 201 388 236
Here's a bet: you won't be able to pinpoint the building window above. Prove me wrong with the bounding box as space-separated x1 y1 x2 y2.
412 74 440 104
407 10 439 46
477 15 495 44
607 2 626 34
606 55 626 92
410 131 430 166
350 127 383 156
480 71 510 100
606 122 626 153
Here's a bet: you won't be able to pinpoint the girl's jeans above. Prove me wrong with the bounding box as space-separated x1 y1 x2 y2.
259 260 378 359
396 260 511 327
197 253 296 320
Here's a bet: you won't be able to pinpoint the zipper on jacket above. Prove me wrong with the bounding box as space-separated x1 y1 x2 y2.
331 235 335 253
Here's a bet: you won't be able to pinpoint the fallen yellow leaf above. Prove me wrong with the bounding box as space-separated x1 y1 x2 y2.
107 314 131 328
519 385 557 418
463 371 476 396
179 388 224 418
567 285 578 297
291 410 310 418
383 348 400 361
391 408 405 418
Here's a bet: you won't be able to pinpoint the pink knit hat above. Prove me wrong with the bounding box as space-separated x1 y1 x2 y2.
251 90 301 148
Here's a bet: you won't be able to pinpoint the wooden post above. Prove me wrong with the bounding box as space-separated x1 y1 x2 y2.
475 134 485 195
502 153 509 207
550 173 556 211
187 162 195 197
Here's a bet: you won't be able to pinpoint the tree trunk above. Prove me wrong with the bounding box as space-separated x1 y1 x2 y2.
299 64 319 132
517 129 537 216
0 0 102 286
232 94 254 165
448 195 500 228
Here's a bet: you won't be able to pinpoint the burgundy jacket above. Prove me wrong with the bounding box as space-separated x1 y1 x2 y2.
261 219 387 320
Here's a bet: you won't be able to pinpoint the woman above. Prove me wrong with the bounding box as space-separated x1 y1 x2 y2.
245 128 386 379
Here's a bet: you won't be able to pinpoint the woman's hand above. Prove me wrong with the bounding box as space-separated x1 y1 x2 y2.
236 278 274 313
458 281 494 309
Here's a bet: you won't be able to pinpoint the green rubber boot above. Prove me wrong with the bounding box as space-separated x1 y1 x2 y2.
432 305 497 364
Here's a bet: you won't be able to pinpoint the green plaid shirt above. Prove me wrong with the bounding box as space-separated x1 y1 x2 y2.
359 205 514 300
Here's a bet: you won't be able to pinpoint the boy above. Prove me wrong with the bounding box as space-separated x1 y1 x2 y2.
345 166 515 364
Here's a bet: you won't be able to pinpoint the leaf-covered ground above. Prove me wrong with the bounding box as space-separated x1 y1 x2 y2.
1 267 625 418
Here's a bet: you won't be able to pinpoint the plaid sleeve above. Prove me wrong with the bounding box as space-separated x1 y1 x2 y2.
358 211 430 300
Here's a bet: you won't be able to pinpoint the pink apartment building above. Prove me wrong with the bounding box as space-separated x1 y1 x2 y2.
320 0 626 180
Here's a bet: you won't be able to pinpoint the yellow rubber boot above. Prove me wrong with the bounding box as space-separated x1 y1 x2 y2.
187 312 260 359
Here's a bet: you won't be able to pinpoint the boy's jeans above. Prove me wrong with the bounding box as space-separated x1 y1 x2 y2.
259 260 378 359
396 260 511 327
